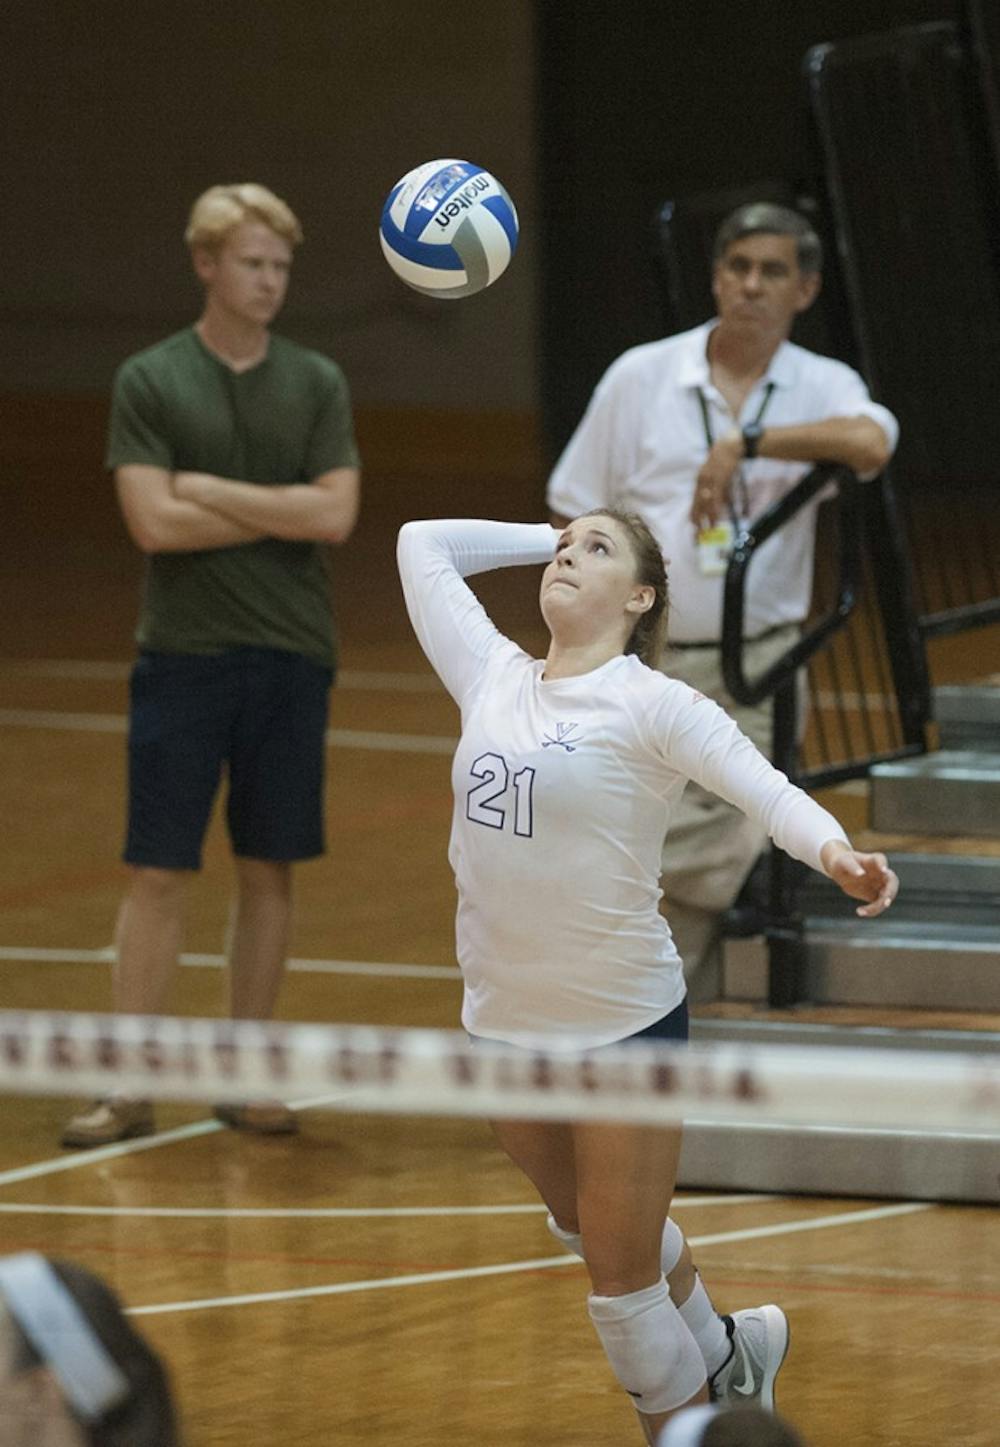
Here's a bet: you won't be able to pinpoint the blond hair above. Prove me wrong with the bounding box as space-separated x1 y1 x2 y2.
185 183 303 254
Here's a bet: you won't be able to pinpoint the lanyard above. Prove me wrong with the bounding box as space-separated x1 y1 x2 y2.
696 381 776 524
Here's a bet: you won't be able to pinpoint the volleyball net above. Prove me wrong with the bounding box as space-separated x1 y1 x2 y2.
2 1008 999 1134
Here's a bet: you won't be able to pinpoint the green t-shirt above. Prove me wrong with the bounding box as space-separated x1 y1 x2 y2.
106 328 360 667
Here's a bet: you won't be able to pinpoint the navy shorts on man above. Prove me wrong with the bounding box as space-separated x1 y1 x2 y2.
125 648 333 870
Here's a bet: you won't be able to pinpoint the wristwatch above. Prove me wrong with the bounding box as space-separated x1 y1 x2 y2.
741 421 765 459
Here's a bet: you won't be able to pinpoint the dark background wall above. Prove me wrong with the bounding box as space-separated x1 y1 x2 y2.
536 0 964 457
0 0 981 491
0 1 538 409
1 0 969 432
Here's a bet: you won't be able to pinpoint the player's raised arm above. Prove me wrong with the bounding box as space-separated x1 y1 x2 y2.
396 517 558 707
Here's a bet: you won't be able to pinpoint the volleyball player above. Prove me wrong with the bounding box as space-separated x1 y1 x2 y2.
397 510 897 1441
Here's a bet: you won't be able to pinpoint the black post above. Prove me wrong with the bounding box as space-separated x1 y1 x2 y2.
865 476 931 747
766 675 806 1006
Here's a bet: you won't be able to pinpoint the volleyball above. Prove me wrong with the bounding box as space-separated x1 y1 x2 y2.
379 158 519 298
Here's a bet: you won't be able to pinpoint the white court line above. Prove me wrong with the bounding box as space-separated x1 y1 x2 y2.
326 727 455 755
0 1093 346 1188
0 710 126 734
680 1199 931 1250
0 660 132 681
0 1194 770 1221
0 660 444 694
0 1119 226 1187
0 947 118 964
126 1200 934 1317
0 946 461 981
0 709 457 756
0 1202 548 1221
338 671 442 694
0 659 897 710
0 1101 773 1209
128 1255 582 1316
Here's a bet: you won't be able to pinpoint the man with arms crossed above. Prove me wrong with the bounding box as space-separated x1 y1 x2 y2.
547 203 898 997
63 183 360 1145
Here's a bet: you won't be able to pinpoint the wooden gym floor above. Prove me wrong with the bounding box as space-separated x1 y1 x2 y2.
2 400 1000 1445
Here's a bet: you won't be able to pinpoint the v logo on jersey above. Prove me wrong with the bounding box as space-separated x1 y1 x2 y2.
541 721 581 752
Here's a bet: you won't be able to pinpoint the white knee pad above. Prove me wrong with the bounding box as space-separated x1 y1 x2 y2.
661 1216 684 1274
588 1276 706 1415
546 1213 583 1258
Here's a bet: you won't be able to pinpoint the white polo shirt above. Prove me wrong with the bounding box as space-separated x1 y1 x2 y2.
546 322 899 644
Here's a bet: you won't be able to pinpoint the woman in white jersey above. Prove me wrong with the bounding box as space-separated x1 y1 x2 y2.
397 510 896 1442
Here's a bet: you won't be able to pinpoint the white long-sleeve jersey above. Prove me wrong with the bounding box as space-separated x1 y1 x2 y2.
397 518 849 1048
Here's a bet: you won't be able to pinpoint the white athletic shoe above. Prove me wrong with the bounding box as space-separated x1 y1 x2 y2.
709 1305 789 1411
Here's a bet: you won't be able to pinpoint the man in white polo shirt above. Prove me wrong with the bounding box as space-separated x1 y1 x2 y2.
547 202 899 996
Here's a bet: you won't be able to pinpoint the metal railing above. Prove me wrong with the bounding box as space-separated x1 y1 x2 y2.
720 464 930 1005
805 22 1000 645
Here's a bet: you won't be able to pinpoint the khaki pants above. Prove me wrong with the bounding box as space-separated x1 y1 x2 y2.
657 625 801 999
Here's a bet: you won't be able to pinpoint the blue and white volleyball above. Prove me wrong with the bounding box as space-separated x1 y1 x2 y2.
379 159 519 298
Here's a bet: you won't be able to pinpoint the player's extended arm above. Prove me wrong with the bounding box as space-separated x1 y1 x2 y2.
662 689 898 918
115 464 264 553
172 467 360 544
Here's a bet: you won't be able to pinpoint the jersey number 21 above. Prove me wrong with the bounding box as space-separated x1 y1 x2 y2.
466 752 536 838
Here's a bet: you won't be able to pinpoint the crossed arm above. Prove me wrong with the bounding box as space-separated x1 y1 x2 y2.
115 463 361 553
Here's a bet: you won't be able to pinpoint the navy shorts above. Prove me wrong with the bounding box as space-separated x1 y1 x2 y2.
467 998 690 1052
124 648 333 870
623 997 689 1044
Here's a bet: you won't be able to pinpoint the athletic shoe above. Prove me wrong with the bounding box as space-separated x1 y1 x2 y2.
60 1098 155 1149
709 1305 789 1411
213 1101 299 1135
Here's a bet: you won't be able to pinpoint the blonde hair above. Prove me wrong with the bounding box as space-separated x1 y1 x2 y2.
185 183 303 254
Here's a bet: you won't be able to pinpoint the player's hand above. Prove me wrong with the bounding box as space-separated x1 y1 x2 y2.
690 433 742 530
820 841 898 917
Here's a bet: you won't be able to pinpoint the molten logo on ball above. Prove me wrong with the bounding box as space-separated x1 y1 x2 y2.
379 158 519 298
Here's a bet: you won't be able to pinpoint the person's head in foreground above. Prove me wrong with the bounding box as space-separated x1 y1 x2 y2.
0 1252 179 1447
541 507 670 666
659 1403 806 1446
